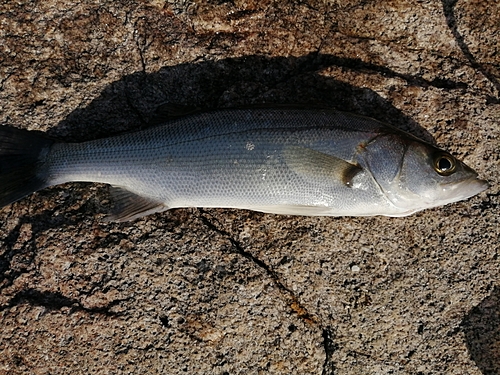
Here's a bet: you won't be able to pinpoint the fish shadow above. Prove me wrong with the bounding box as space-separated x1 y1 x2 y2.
462 286 500 375
52 53 435 143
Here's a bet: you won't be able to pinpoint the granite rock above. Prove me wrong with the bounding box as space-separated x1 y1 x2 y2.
0 1 498 374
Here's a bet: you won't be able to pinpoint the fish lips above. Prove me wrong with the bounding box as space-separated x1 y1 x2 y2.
439 176 489 203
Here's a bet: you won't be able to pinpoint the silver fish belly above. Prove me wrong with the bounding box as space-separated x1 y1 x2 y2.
0 108 488 221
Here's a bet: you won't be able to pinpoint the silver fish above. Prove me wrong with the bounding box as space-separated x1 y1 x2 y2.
0 107 488 221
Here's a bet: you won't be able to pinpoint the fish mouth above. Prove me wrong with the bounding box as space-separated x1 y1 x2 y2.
388 178 489 217
441 177 489 202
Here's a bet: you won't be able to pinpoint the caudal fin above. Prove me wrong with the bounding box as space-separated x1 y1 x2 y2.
0 126 54 208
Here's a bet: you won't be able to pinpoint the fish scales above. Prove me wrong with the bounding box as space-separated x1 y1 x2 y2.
47 109 383 214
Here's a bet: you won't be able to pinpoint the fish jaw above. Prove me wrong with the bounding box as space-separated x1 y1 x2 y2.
432 176 489 207
381 177 489 217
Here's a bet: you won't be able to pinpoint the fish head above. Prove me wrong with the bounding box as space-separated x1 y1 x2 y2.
383 140 488 215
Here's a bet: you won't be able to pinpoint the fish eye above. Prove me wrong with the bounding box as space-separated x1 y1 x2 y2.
433 153 456 176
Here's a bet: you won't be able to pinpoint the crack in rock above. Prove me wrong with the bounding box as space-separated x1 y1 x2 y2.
198 209 342 373
321 327 338 375
198 209 316 325
316 54 468 90
441 0 500 96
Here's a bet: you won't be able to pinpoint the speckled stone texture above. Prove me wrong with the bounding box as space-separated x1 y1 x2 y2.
0 1 498 374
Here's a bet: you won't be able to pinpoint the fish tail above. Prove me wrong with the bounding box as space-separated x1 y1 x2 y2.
0 126 54 208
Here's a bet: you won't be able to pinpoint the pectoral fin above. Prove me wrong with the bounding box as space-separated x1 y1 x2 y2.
282 146 362 187
105 186 168 222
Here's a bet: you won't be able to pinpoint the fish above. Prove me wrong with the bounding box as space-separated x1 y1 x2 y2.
0 107 488 221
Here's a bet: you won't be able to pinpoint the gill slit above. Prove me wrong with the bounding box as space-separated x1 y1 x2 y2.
359 133 408 212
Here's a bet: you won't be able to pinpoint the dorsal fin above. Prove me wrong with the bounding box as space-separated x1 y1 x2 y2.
105 186 168 222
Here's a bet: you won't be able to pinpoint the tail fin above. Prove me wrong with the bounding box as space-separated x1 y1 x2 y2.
0 126 54 208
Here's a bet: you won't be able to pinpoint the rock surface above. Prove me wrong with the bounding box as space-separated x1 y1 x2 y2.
0 1 498 374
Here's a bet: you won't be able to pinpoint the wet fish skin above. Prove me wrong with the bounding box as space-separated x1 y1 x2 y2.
0 108 488 221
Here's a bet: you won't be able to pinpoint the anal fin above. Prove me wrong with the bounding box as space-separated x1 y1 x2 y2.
105 186 168 222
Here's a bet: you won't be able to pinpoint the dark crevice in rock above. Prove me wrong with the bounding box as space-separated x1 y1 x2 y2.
197 209 316 325
159 313 170 328
315 54 469 91
321 327 337 375
135 37 147 74
0 288 128 316
441 0 500 96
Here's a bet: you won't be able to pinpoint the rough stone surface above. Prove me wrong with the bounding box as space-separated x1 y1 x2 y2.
0 1 498 374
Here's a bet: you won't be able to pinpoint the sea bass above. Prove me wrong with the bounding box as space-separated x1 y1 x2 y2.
0 108 488 221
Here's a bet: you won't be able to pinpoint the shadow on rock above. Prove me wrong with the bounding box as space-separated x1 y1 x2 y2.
52 53 433 142
462 286 500 375
0 288 124 315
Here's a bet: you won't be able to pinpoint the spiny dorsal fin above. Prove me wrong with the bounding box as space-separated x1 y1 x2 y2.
282 146 362 187
105 186 168 222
